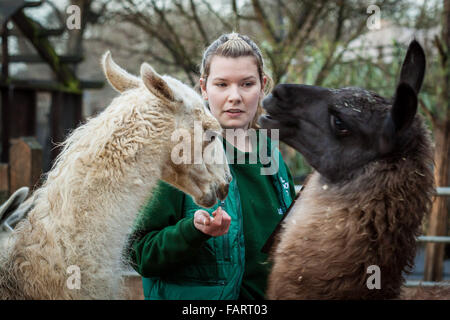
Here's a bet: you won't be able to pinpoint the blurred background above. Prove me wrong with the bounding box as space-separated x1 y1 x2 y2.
0 0 448 289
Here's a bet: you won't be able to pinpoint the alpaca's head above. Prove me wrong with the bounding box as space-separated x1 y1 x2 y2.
102 52 231 208
260 40 427 183
0 187 31 252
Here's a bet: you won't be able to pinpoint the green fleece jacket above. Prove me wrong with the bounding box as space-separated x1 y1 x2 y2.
129 132 296 300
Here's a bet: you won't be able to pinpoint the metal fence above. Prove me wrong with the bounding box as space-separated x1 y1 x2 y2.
405 187 450 286
406 187 450 287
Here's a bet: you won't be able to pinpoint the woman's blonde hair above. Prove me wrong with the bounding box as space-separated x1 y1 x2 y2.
200 32 273 129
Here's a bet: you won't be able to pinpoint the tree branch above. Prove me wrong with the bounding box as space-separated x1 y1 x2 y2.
419 98 437 127
315 14 367 86
200 0 234 30
434 35 447 67
189 0 210 46
251 0 279 43
274 2 328 82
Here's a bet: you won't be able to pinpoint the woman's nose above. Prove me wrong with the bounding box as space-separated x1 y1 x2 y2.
227 85 242 104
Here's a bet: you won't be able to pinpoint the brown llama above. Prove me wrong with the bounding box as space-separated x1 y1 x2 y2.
259 40 445 299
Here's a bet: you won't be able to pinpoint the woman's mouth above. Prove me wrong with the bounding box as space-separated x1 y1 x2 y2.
225 109 244 117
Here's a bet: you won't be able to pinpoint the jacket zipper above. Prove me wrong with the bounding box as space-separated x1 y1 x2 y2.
223 234 230 262
234 190 244 299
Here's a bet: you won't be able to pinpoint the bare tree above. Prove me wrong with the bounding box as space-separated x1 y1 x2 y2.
92 0 402 86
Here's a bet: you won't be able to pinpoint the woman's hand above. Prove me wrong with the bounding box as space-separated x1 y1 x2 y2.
193 206 231 237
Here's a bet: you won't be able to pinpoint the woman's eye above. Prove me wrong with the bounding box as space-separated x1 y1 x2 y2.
215 83 227 87
243 82 254 87
331 115 350 136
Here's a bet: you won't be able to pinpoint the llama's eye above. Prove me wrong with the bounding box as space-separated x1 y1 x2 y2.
331 115 350 136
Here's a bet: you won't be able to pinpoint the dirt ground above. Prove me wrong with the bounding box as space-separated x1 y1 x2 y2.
401 285 450 300
122 275 450 300
123 275 144 300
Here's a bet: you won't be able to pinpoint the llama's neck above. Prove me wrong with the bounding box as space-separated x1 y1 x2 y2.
290 144 434 271
7 103 173 298
303 149 433 228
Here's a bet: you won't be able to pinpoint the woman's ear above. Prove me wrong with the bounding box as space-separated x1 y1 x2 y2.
199 77 208 100
261 75 267 94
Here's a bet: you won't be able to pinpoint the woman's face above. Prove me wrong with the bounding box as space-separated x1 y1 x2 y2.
200 56 266 130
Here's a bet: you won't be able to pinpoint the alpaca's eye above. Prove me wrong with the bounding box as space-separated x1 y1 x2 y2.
205 130 217 143
330 115 350 136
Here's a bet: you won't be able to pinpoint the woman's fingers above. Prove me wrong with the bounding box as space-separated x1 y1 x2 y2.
193 207 232 237
214 207 231 235
220 210 231 234
212 206 223 226
194 210 211 226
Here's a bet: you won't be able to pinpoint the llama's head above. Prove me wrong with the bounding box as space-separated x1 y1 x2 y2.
260 40 427 183
102 52 231 208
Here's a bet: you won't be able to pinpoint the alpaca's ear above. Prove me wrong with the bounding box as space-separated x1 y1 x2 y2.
0 187 29 227
140 63 175 102
102 51 141 93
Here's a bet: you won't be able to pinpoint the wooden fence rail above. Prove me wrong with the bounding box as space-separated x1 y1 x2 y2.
0 136 42 203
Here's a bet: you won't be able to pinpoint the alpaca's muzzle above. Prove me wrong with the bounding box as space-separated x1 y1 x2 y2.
216 183 229 201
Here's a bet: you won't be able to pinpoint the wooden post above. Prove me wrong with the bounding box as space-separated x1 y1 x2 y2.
423 0 450 282
1 22 8 81
50 91 82 163
1 88 37 163
0 163 9 203
9 137 42 194
1 21 10 163
9 89 37 137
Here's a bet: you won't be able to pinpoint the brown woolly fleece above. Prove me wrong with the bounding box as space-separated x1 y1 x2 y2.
267 117 435 299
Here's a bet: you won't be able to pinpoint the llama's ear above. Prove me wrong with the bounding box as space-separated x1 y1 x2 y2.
379 83 417 154
140 63 175 102
102 51 141 93
398 40 426 94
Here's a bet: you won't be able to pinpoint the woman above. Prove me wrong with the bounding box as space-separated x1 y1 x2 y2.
128 33 296 300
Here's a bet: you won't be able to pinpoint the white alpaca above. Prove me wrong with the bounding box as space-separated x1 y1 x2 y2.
0 53 231 299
